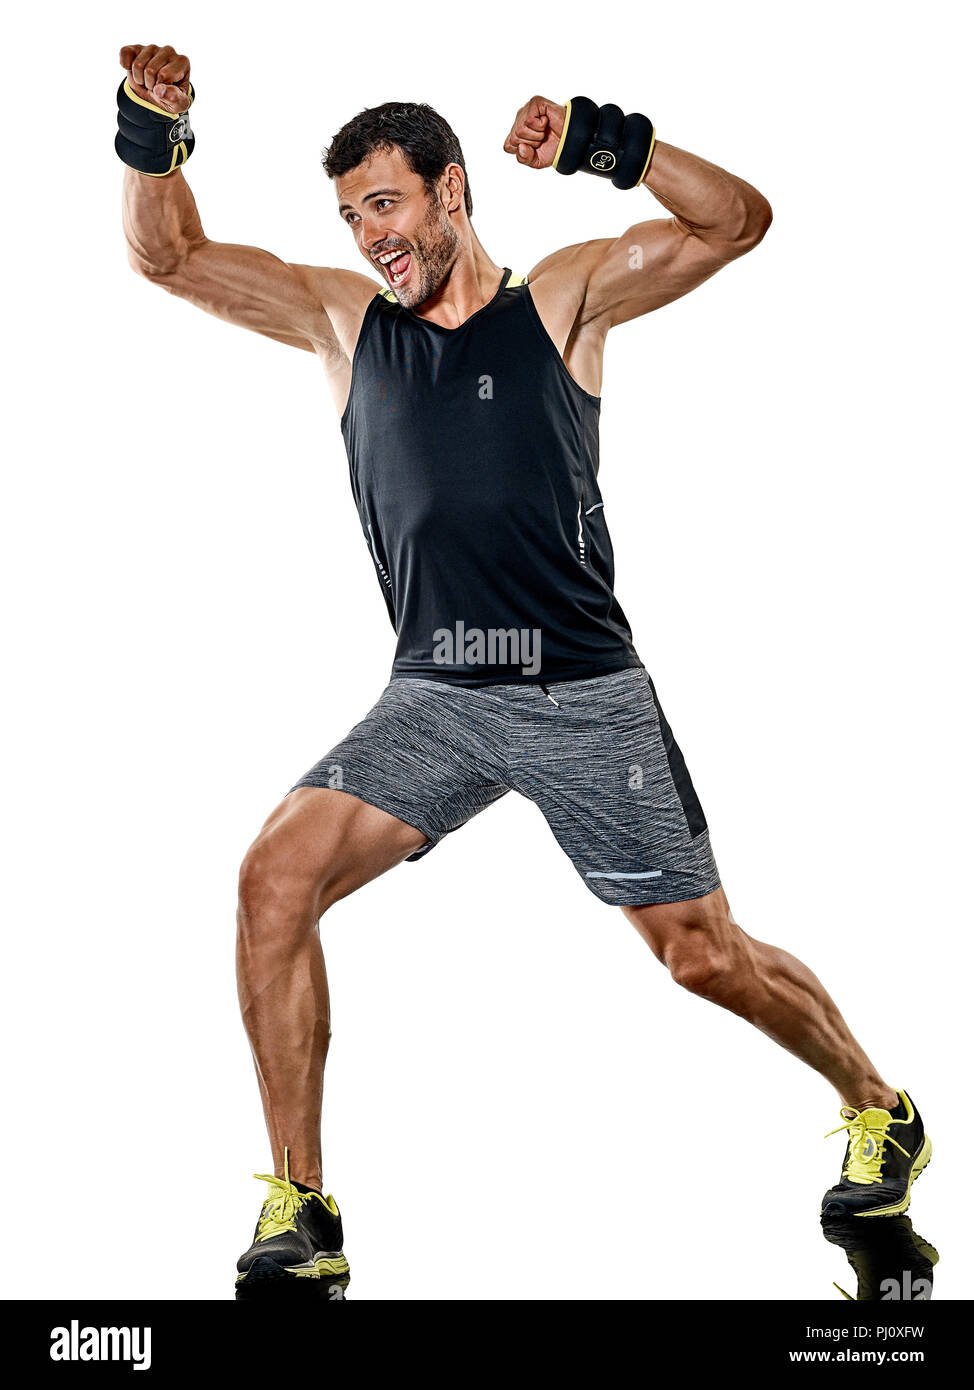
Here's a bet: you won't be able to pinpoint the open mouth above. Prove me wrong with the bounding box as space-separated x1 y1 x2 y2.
375 247 412 286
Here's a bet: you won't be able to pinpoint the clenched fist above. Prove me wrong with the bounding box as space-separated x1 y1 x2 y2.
119 44 192 114
502 96 566 169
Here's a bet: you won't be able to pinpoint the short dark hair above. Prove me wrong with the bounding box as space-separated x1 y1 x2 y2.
323 101 473 218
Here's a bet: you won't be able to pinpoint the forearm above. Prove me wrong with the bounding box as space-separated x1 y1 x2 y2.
642 141 772 255
122 166 204 277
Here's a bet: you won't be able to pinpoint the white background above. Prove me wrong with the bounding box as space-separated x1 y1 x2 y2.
3 0 970 1301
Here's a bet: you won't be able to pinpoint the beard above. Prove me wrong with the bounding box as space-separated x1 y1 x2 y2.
393 195 460 309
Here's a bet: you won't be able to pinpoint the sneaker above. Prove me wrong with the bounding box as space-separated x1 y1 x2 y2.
235 1147 350 1297
821 1088 932 1217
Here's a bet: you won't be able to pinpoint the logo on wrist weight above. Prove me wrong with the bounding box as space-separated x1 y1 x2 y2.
590 150 616 171
169 116 192 143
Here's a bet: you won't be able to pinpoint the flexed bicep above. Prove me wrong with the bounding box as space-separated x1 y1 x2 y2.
580 217 730 331
576 139 773 331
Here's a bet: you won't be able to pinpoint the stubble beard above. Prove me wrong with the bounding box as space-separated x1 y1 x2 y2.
396 196 461 309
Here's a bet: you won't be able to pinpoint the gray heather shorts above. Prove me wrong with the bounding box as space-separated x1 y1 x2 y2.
289 666 722 907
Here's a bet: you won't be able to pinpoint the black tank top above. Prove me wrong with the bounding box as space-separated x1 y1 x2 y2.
341 267 643 685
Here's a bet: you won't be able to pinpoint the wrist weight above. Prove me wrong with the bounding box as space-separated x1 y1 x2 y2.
115 79 195 177
552 96 655 190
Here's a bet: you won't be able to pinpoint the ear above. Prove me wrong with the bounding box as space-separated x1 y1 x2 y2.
441 162 466 215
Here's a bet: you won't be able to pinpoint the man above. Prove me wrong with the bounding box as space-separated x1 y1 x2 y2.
117 43 931 1298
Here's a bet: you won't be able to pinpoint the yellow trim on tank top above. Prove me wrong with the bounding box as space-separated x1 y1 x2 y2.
379 270 527 303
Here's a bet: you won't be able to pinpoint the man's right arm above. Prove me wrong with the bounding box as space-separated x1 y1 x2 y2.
123 165 347 356
118 43 376 394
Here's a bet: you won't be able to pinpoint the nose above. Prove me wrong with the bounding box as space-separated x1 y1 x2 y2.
360 216 386 254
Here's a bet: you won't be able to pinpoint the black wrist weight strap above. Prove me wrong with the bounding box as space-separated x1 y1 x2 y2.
552 96 655 190
115 79 195 177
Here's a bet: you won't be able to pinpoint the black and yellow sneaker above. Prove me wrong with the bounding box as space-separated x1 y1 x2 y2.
821 1089 932 1218
235 1148 350 1299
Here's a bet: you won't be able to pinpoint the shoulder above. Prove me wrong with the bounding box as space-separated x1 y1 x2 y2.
527 240 615 286
303 266 384 318
293 266 386 362
524 240 616 351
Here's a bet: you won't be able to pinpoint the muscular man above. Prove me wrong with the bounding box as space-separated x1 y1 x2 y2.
118 44 932 1298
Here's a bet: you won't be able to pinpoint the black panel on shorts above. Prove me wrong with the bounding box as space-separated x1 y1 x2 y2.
643 672 709 839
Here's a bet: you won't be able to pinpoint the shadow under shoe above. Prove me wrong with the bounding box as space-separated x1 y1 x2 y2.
235 1148 350 1300
821 1089 932 1218
821 1211 939 1300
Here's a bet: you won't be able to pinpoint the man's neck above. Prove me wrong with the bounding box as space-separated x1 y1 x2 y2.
412 239 505 329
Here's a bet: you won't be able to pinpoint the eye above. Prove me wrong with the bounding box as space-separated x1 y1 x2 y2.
374 198 393 211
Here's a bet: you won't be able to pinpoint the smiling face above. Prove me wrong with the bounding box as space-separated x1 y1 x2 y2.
337 146 461 309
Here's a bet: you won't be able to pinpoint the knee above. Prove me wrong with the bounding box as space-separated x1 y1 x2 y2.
664 918 751 1005
236 838 321 944
667 941 732 999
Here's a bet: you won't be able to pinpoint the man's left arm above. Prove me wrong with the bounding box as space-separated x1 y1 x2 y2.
582 139 773 329
505 97 773 332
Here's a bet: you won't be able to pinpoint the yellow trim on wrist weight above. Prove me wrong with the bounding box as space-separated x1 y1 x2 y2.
137 141 189 178
551 98 572 173
635 128 657 187
123 77 194 119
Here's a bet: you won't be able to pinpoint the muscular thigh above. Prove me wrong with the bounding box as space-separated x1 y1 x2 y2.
242 786 428 918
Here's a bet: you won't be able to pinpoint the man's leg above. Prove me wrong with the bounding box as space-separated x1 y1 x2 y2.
623 883 898 1111
235 786 427 1190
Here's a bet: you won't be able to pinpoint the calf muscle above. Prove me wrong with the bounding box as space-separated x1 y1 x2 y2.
235 788 426 1186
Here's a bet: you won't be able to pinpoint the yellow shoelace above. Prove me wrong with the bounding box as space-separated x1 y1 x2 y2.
824 1107 911 1185
252 1147 312 1242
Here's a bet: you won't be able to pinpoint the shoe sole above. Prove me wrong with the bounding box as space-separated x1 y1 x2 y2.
853 1133 933 1218
235 1254 351 1301
235 1252 350 1283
